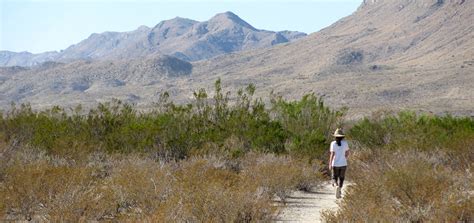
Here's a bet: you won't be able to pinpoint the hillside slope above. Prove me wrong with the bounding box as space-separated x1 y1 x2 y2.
192 0 474 116
0 55 192 107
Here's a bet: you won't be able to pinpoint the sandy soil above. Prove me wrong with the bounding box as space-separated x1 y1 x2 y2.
274 181 349 223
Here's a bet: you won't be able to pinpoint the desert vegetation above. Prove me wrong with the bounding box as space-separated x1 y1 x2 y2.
0 80 332 221
322 111 474 222
0 147 322 222
0 80 472 222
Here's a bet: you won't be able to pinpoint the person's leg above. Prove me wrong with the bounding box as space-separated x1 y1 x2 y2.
338 166 347 187
332 167 340 186
333 167 343 198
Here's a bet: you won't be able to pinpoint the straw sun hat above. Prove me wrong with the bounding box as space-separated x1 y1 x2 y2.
333 128 345 137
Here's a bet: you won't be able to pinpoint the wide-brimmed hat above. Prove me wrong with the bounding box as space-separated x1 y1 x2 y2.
333 128 345 137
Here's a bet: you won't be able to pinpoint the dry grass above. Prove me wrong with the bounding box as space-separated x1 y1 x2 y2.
154 157 275 222
0 145 322 222
241 153 323 203
322 149 474 222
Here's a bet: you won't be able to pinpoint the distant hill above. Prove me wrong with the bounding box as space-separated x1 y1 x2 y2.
0 11 306 66
0 51 61 67
0 54 192 107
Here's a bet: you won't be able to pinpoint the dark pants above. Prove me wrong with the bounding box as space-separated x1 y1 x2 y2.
332 166 347 187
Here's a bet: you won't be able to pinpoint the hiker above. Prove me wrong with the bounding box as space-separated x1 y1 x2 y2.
328 128 350 199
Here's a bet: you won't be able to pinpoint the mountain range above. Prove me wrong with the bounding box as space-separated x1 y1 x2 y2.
193 0 474 116
0 12 305 67
1 0 473 117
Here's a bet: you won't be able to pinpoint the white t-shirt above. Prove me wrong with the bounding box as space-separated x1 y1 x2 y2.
330 140 349 167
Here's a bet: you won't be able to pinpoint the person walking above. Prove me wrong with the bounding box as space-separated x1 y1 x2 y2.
328 128 350 199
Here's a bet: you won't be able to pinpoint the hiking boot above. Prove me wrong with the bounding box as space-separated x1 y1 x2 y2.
336 187 342 199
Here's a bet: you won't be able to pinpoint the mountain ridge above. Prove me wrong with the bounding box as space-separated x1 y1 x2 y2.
0 12 306 67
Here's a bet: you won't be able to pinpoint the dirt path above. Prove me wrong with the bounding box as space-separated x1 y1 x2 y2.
274 181 347 222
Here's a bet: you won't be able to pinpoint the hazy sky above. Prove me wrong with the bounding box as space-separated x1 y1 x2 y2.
1 0 361 53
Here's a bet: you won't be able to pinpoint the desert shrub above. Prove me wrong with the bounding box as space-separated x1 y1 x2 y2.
322 111 474 222
349 111 474 151
0 151 172 221
0 147 322 222
322 149 474 222
0 160 95 221
0 80 342 161
271 94 346 159
293 159 325 191
241 153 323 203
107 157 173 218
155 157 276 222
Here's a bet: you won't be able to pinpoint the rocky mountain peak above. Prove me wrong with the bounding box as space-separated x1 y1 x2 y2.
135 25 151 32
148 17 197 44
208 11 257 31
154 17 198 30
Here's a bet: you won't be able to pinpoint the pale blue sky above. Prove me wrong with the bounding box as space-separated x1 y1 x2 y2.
1 0 361 53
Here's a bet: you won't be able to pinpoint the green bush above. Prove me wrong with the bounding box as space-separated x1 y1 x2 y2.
0 80 342 160
271 94 345 159
349 111 474 151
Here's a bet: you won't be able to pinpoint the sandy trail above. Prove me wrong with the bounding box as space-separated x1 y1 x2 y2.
274 181 348 223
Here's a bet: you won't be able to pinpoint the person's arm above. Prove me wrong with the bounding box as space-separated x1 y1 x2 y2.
329 142 334 169
329 152 335 169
